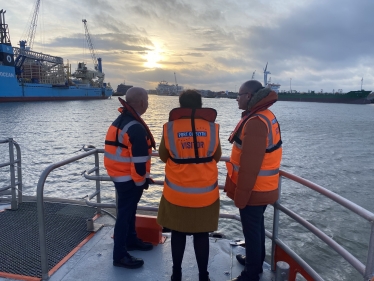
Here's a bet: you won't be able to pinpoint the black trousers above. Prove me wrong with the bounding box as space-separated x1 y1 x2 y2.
112 181 143 261
171 230 209 275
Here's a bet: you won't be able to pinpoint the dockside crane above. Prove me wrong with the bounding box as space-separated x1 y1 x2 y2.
21 0 41 50
263 62 270 86
82 19 101 73
14 0 63 77
251 70 256 79
71 19 105 86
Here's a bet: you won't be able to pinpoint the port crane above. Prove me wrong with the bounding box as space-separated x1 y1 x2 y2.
13 0 64 78
20 0 40 50
82 19 100 72
251 70 256 79
71 19 105 86
263 62 270 86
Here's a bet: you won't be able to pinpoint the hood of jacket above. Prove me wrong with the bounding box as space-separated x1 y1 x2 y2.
246 87 278 113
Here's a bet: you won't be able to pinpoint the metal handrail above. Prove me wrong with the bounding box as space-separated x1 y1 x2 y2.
35 147 374 281
278 171 374 280
0 138 22 209
36 149 98 280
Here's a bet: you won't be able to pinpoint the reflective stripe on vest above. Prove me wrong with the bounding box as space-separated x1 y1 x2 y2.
111 172 150 186
227 109 282 192
163 117 220 207
165 176 217 194
105 120 151 164
167 121 218 160
232 163 279 176
252 113 279 151
104 153 151 163
104 116 152 184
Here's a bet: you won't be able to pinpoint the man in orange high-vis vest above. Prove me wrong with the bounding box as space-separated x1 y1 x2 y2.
225 80 282 281
104 87 156 269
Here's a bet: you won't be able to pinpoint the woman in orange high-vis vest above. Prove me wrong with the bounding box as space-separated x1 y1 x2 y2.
225 81 282 281
157 90 221 281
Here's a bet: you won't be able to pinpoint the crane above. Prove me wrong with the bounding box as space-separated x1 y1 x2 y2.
22 0 41 50
82 19 100 72
263 62 271 86
251 70 256 79
71 19 104 86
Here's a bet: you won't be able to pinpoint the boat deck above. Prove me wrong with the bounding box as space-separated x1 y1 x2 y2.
0 201 274 281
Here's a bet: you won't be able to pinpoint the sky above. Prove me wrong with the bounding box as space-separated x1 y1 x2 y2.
3 0 374 93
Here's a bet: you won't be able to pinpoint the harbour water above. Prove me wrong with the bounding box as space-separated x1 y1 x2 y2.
1 96 374 281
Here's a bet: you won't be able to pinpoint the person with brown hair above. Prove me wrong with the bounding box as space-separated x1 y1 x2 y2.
225 80 282 281
157 90 222 281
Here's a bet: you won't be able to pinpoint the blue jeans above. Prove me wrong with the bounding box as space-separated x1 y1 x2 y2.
112 181 144 261
239 205 267 281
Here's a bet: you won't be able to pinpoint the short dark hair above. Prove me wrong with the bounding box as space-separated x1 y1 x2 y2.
179 90 202 109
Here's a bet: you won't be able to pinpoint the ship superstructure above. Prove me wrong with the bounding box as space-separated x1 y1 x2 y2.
263 63 281 94
0 8 112 102
155 80 183 96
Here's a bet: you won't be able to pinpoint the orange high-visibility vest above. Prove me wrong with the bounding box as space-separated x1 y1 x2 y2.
163 108 220 208
104 110 152 186
226 109 282 192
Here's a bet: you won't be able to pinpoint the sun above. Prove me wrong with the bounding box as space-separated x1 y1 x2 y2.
144 51 161 68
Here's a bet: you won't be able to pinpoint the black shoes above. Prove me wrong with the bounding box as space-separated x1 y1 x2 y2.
113 254 144 269
127 239 153 251
236 254 246 266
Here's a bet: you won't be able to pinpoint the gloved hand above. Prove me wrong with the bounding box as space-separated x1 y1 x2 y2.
141 178 155 190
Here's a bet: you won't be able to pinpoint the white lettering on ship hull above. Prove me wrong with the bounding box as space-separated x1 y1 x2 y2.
0 72 15 78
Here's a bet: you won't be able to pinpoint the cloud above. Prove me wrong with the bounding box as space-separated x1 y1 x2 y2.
4 0 374 92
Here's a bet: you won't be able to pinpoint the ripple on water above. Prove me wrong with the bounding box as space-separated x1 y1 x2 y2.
1 98 374 281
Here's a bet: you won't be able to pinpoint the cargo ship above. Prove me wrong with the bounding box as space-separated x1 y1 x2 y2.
277 90 373 104
112 82 133 96
0 9 113 102
263 63 373 104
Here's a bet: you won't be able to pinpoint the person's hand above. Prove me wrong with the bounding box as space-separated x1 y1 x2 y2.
142 177 155 190
234 190 247 209
234 200 246 209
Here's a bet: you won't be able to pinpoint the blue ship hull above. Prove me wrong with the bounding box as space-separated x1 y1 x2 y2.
0 65 112 102
0 13 113 103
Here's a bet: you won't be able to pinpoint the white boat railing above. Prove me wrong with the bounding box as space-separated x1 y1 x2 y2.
0 137 22 209
33 146 374 281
